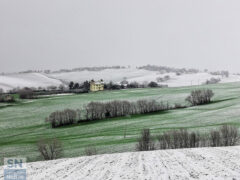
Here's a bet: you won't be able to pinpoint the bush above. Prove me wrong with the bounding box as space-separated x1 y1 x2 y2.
186 89 214 106
37 138 63 160
136 129 155 151
205 78 221 85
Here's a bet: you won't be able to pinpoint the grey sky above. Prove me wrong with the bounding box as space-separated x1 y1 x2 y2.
1 0 240 73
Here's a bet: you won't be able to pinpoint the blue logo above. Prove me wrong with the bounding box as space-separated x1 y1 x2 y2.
4 158 26 180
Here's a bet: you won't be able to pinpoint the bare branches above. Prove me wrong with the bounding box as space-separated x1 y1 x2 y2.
156 125 239 150
136 129 155 151
37 138 63 160
46 109 77 128
186 89 214 106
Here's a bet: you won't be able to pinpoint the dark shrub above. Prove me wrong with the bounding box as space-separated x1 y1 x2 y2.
148 81 158 88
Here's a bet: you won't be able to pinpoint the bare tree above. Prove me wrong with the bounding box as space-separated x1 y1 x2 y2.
210 130 221 147
37 138 63 160
189 132 200 148
157 132 172 149
220 125 238 146
136 129 155 151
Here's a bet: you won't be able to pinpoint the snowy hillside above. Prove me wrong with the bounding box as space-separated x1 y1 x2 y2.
1 68 240 92
0 73 63 92
51 68 240 87
1 146 239 179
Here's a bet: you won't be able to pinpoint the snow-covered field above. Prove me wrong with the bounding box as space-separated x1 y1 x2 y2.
1 146 239 180
1 68 240 91
0 73 62 91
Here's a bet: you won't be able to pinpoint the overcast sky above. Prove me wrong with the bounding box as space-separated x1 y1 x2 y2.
1 0 240 73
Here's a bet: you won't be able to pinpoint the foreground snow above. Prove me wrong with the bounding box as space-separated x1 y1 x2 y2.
1 146 239 180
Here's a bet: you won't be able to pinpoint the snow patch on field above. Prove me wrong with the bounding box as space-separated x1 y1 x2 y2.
0 146 239 180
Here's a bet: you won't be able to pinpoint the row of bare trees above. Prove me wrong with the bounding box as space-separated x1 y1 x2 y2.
136 125 239 151
85 100 169 121
45 89 214 128
46 99 169 128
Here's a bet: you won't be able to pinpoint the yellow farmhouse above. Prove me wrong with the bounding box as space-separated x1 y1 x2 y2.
90 79 104 92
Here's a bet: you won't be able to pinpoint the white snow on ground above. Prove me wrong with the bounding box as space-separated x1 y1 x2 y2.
1 146 239 180
0 73 63 91
50 68 156 83
50 68 240 87
1 68 240 91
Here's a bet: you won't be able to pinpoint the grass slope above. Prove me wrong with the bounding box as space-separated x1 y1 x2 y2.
0 82 240 164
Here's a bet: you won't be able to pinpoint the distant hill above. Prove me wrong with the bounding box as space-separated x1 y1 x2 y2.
0 66 239 92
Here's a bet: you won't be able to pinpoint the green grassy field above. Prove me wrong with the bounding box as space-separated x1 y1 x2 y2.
0 82 240 164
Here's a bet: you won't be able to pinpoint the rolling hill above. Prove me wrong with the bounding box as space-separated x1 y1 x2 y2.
1 67 240 92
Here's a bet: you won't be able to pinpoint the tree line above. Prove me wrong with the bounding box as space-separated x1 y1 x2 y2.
45 89 214 128
136 125 239 151
46 99 170 128
37 125 238 161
